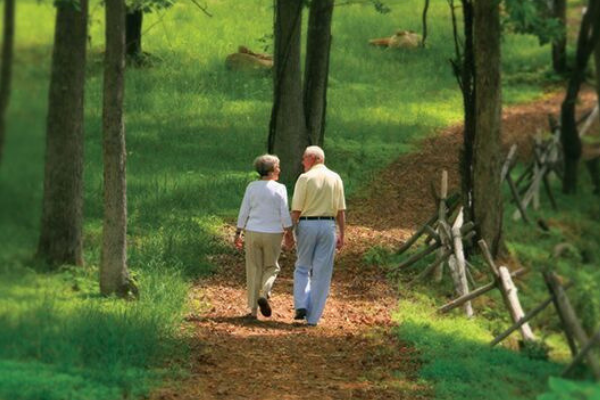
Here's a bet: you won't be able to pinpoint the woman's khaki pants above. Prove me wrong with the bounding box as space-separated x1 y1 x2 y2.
244 230 283 313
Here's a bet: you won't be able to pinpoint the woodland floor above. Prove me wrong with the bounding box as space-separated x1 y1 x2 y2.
151 87 598 400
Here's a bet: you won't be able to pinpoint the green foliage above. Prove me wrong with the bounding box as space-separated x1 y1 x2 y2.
538 378 600 400
570 269 600 335
504 177 600 337
503 0 564 45
362 245 394 267
126 0 176 13
521 340 551 361
53 0 83 11
369 0 391 14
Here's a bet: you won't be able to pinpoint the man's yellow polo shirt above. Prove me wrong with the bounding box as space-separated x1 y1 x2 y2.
292 164 346 217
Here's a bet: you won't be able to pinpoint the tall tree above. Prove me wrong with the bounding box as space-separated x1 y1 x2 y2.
596 19 600 113
100 0 136 297
504 0 567 73
0 0 15 166
449 0 476 225
473 0 503 256
589 13 600 195
560 0 600 193
552 0 567 74
37 0 88 267
268 0 309 184
125 6 143 58
303 0 334 147
596 20 600 108
124 0 182 62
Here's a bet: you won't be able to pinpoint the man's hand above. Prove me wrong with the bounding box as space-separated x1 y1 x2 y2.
336 210 346 251
336 235 344 250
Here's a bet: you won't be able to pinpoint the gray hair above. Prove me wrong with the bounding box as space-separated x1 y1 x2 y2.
304 146 325 162
254 154 280 177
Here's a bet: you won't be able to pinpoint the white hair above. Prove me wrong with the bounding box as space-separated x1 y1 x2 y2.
304 146 325 162
253 154 280 177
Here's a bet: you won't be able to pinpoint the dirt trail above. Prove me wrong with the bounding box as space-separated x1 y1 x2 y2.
151 88 598 400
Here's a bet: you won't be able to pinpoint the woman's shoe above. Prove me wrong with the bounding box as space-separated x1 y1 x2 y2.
257 297 272 317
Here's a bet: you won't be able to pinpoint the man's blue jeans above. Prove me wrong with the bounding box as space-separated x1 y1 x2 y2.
293 220 336 325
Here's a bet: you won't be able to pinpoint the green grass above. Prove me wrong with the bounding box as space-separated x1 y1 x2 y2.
0 264 190 400
0 0 568 399
389 172 600 399
394 296 561 400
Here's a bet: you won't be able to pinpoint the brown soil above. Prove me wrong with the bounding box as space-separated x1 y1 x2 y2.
151 87 598 400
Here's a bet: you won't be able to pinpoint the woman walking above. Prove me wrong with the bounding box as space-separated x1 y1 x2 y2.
235 154 294 319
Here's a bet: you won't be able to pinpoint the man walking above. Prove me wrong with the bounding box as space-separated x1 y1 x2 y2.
288 146 346 326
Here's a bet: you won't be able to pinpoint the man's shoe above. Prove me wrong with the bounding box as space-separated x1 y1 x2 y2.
257 297 272 317
294 308 307 320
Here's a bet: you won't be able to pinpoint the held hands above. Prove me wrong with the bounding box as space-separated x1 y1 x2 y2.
283 230 295 251
234 232 243 251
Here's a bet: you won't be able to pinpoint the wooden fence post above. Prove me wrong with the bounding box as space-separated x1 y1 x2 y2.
544 271 600 379
498 266 535 342
563 328 600 379
434 170 449 282
451 208 473 317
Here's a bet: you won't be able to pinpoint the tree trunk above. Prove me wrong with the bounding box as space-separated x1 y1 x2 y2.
596 24 600 112
37 0 87 267
101 0 135 297
303 0 334 147
0 0 15 166
473 0 503 256
561 0 600 193
593 35 600 195
459 0 476 225
125 8 143 58
422 0 430 47
552 0 567 74
268 0 309 185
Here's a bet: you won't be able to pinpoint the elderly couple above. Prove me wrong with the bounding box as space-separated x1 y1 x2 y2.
234 146 346 327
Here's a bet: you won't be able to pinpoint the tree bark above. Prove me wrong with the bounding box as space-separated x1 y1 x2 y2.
101 0 135 297
595 25 600 192
561 0 600 193
473 0 503 256
597 24 600 99
125 7 143 58
552 0 567 74
268 0 309 185
0 0 15 166
303 0 334 147
422 0 430 47
455 0 476 226
37 0 87 267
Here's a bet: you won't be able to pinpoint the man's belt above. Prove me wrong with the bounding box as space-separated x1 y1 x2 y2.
299 216 335 221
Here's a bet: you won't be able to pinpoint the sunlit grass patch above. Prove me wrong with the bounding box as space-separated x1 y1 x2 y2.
394 297 561 400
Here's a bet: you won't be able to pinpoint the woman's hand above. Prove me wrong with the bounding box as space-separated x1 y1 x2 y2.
234 232 243 250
